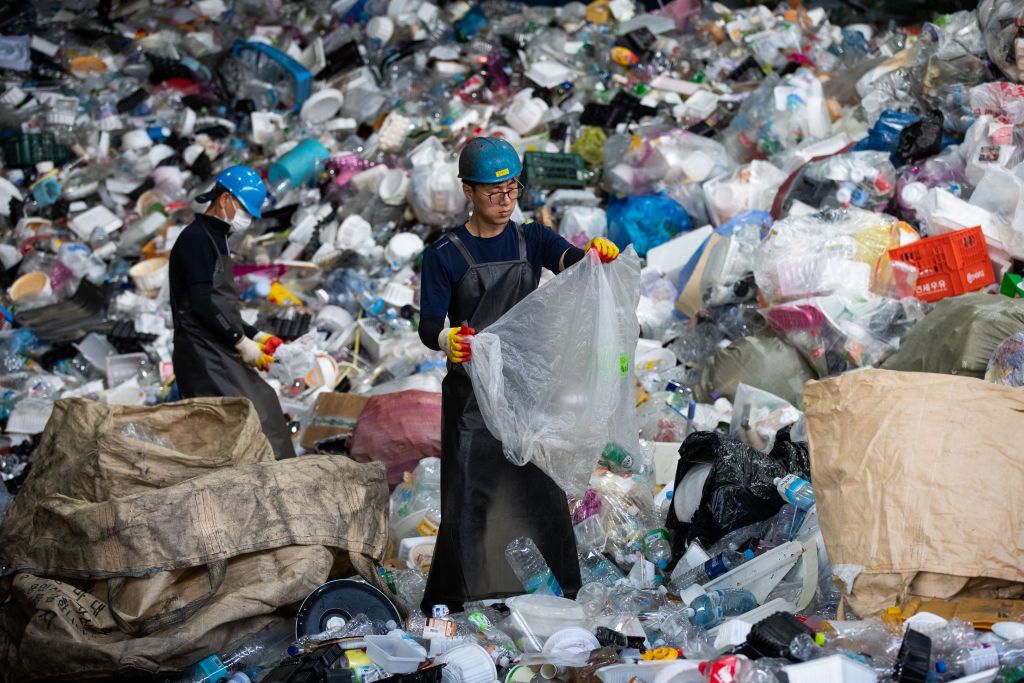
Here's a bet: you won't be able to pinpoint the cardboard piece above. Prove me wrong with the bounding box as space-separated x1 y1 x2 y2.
674 231 721 318
300 392 370 450
900 597 1024 630
805 369 1024 618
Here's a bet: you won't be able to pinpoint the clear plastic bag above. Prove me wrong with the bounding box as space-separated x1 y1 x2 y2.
753 208 902 305
467 249 641 496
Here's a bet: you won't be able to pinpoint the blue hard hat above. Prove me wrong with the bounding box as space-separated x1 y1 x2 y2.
458 137 522 184
196 165 267 218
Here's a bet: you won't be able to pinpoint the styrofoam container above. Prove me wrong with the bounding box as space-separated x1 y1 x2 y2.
782 655 877 683
505 595 586 639
70 204 123 239
437 643 496 683
364 634 427 674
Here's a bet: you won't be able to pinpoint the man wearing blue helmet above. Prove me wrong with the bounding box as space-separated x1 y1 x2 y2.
418 136 619 612
169 165 295 459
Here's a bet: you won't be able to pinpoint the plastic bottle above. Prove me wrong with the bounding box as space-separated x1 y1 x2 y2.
684 589 759 629
774 475 815 510
601 442 636 472
642 528 672 570
505 537 563 596
665 380 694 411
670 549 754 592
578 546 626 586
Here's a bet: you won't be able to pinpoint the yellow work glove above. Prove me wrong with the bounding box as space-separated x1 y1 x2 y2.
586 237 620 263
438 326 475 363
235 336 275 372
255 331 284 355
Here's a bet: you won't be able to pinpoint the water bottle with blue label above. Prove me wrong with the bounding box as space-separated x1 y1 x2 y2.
505 537 563 597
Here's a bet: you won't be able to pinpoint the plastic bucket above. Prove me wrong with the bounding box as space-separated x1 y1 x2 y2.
269 139 330 188
10 271 52 302
129 256 169 297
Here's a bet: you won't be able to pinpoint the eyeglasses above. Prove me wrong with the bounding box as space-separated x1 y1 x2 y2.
481 181 525 206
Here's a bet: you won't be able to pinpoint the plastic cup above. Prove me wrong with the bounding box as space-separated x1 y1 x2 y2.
269 139 330 188
9 271 52 302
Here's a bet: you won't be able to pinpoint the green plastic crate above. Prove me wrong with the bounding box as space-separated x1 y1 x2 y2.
522 152 591 188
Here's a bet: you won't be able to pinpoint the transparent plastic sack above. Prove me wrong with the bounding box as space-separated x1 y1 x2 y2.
721 69 831 163
777 150 897 215
894 145 970 222
761 294 925 378
981 1 1024 82
409 161 466 226
703 160 789 226
754 208 903 305
467 249 641 496
728 383 802 452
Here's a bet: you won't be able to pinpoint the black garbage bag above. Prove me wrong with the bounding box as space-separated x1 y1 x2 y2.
665 428 810 550
896 110 945 165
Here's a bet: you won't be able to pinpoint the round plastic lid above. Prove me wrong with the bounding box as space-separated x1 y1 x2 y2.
294 579 402 639
122 129 153 151
300 89 344 124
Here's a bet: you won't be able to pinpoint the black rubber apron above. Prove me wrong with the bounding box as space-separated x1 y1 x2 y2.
171 227 296 459
421 223 581 612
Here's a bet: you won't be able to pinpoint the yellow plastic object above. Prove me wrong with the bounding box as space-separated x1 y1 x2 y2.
610 47 640 67
641 647 680 661
268 281 301 306
586 0 611 24
571 127 607 167
69 56 108 77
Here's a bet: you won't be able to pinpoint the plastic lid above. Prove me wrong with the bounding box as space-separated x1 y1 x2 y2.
300 89 344 124
743 549 754 559
682 607 695 617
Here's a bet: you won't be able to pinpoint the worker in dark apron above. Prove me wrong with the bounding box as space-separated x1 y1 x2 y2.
169 165 295 459
417 137 620 611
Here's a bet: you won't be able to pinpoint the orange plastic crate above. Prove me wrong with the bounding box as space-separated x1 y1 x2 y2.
887 226 995 303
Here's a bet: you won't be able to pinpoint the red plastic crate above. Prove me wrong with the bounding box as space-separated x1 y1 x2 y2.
887 226 995 303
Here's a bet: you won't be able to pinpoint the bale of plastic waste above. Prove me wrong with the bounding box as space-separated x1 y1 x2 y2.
0 398 390 681
882 293 1024 378
694 335 815 408
805 369 1024 618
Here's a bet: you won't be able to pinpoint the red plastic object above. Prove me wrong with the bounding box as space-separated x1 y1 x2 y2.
887 226 995 303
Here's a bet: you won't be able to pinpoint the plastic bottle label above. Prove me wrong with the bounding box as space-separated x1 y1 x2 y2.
422 618 457 639
525 571 563 597
643 529 668 547
468 612 491 630
703 555 730 579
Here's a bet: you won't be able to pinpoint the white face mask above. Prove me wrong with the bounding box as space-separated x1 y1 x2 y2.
229 206 253 233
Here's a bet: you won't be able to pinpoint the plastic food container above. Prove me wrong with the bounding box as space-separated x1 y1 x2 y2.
781 655 876 683
364 634 426 674
129 256 169 297
504 594 587 638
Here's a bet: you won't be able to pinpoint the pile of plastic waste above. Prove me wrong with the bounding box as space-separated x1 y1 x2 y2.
2 0 1024 681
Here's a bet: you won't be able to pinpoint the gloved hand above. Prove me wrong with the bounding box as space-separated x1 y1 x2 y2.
255 331 283 355
586 237 620 263
438 326 475 363
236 336 274 372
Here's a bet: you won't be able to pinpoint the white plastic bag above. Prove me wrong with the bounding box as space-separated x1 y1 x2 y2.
467 248 642 496
269 331 318 382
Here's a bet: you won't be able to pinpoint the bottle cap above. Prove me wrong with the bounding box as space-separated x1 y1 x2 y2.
743 549 754 559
